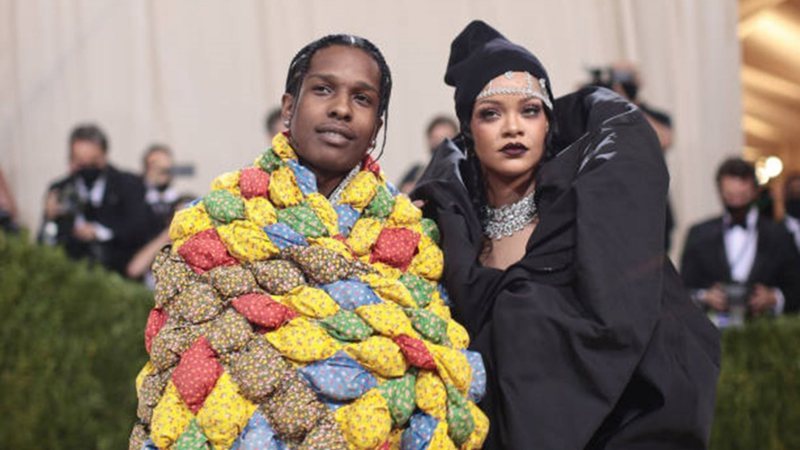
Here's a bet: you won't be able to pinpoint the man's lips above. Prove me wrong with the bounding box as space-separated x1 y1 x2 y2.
316 123 355 145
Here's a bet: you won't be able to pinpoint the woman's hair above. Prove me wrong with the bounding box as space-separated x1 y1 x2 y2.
284 34 393 158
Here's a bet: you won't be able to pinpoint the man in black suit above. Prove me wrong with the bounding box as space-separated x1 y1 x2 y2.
681 158 800 325
39 124 150 275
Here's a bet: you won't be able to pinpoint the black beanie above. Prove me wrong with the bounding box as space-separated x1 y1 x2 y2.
445 20 553 127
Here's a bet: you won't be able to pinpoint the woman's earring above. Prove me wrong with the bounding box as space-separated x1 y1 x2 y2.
284 119 290 127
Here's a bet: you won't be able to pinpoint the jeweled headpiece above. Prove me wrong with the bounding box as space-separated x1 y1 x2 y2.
476 71 553 110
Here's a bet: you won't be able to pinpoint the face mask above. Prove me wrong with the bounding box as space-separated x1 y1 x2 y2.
786 199 800 219
724 203 751 221
77 166 103 188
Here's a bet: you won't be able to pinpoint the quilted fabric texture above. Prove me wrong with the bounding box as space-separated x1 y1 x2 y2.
131 133 487 449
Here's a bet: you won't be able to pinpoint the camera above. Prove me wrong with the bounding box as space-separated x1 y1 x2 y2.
585 66 639 101
721 282 750 327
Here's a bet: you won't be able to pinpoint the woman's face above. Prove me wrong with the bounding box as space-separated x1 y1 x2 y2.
282 45 383 180
469 72 548 181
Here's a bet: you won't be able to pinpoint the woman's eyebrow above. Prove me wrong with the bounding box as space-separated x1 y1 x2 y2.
474 98 502 107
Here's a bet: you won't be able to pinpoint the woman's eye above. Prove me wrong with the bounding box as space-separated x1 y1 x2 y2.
523 105 542 116
478 109 499 120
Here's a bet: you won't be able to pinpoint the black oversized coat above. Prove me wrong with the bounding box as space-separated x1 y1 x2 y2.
413 88 720 449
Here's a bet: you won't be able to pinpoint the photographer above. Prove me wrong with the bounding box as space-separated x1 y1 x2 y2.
681 158 800 327
140 143 179 237
38 124 150 276
586 62 673 150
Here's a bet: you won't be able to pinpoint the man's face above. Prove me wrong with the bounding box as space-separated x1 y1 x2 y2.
70 140 107 173
145 150 173 188
281 45 383 181
719 175 757 209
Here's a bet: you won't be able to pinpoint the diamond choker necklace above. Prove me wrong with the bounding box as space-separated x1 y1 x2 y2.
482 190 538 240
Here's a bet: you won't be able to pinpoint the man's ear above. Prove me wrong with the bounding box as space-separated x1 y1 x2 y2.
281 93 295 127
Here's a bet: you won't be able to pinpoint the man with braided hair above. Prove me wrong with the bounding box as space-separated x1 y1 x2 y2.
131 34 488 450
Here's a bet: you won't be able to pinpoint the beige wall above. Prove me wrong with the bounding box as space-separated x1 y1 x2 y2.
0 0 741 257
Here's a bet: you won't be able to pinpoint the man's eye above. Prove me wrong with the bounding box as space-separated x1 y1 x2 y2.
312 85 332 94
354 94 373 105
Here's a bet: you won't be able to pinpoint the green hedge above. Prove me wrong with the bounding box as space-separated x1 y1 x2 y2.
1 231 799 449
0 232 151 449
711 316 800 450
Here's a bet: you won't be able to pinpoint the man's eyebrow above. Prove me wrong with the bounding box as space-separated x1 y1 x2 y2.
306 73 378 93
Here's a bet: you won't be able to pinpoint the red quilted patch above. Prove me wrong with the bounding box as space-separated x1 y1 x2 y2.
370 227 421 271
393 334 437 370
238 167 270 199
232 292 298 330
177 228 238 274
171 336 223 413
144 308 169 354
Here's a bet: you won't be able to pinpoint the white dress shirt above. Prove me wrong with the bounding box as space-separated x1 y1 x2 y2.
722 207 784 314
74 175 114 242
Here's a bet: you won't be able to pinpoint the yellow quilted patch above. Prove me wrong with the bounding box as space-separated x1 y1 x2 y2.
150 381 194 449
309 237 354 260
386 429 403 450
371 262 402 280
346 217 382 256
272 132 297 160
265 317 340 362
428 344 472 394
355 302 419 339
446 319 470 350
386 195 422 227
415 370 447 420
462 402 490 450
217 220 279 262
135 361 153 392
344 336 408 378
360 273 417 308
408 235 444 281
196 372 258 450
268 166 303 208
429 421 457 450
334 389 392 450
339 171 379 211
169 203 214 243
426 292 452 321
282 285 340 319
244 196 277 227
211 170 241 196
306 192 340 236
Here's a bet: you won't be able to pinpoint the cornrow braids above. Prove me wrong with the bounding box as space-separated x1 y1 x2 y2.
285 34 393 159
